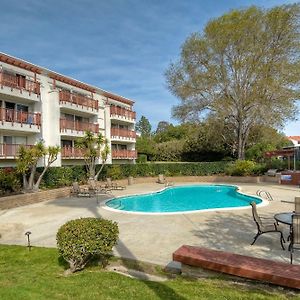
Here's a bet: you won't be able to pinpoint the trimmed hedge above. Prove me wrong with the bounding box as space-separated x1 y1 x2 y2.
0 161 231 192
38 162 232 187
38 166 87 188
98 161 231 180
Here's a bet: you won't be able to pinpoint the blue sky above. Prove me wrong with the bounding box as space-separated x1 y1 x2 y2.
1 0 299 134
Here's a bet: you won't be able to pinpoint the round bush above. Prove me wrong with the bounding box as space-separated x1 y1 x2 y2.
225 160 257 176
56 217 119 273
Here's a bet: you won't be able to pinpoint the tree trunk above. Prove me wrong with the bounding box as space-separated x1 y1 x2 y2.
22 174 28 190
94 163 105 181
88 158 96 179
33 165 49 191
27 165 36 190
237 122 244 160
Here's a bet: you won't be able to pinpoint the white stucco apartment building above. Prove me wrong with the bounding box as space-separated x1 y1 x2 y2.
0 53 137 167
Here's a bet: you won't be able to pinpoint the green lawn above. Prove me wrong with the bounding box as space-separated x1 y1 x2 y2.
0 245 298 300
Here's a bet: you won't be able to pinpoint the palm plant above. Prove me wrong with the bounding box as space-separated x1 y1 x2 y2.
75 131 110 180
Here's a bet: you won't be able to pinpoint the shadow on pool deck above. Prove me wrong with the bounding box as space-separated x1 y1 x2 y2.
184 210 297 264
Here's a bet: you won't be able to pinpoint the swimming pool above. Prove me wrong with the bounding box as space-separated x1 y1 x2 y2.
105 185 263 214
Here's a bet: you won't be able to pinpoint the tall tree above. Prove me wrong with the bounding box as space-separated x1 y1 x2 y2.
166 5 300 160
75 131 110 180
17 141 60 192
155 121 171 134
135 116 152 137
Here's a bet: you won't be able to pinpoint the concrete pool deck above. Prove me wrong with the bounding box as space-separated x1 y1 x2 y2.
0 182 299 267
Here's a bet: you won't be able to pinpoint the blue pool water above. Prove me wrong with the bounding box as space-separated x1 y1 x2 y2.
105 185 262 213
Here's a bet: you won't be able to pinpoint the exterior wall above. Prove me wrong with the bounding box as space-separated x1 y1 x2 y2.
0 53 136 167
40 78 61 166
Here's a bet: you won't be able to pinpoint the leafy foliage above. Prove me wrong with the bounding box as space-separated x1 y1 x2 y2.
56 218 119 273
0 169 21 195
136 154 147 163
135 136 156 160
39 166 87 188
245 126 292 161
155 121 171 134
106 165 122 180
16 141 60 192
102 162 230 178
166 5 300 160
75 130 110 180
154 140 185 161
225 160 262 176
135 116 152 137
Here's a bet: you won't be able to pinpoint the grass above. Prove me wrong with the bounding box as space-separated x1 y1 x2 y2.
0 245 299 300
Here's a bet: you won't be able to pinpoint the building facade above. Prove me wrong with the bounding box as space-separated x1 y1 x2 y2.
0 53 137 167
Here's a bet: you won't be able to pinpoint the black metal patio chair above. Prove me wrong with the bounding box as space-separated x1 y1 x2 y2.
290 214 300 264
250 201 285 250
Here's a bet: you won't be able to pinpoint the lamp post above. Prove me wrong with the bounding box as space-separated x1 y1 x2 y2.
25 231 32 251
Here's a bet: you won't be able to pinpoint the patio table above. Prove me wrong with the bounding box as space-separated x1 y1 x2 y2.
274 212 293 226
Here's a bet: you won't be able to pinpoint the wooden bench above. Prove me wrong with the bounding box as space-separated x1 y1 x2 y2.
173 245 300 289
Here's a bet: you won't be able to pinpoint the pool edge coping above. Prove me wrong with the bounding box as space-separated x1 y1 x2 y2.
101 183 268 215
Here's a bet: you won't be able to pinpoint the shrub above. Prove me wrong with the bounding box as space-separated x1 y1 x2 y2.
136 154 147 163
56 218 119 273
39 166 87 188
0 169 21 195
225 160 257 176
153 140 184 161
106 165 122 180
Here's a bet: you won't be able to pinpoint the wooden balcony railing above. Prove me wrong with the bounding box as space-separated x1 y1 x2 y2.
0 143 33 158
59 90 98 110
60 119 99 133
61 146 86 158
0 71 40 95
111 128 136 139
110 105 136 120
0 108 41 127
112 149 137 159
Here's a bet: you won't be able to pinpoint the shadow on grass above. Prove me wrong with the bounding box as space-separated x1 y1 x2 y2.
47 195 187 300
57 255 69 269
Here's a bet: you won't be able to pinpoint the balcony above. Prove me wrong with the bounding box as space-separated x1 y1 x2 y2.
110 106 136 123
112 149 137 160
0 71 40 101
111 128 136 141
61 146 86 159
0 108 41 132
60 118 99 136
59 91 98 113
0 143 33 158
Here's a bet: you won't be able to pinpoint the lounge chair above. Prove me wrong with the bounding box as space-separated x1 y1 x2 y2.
265 169 278 177
88 179 112 195
250 201 285 250
290 214 300 264
106 178 125 190
156 174 173 186
71 182 91 197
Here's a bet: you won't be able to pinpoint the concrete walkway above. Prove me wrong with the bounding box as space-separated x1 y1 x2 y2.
0 182 299 267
